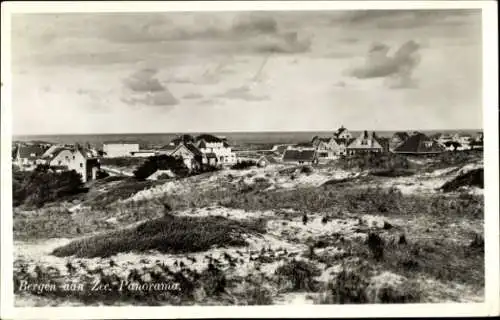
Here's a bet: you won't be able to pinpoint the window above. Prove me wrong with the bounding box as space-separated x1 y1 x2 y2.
58 160 62 165
73 156 75 160
80 163 83 168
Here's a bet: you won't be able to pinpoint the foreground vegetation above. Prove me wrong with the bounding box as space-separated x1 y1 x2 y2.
13 150 484 305
52 214 266 258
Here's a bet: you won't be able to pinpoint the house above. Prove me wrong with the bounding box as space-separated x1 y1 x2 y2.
346 131 384 155
14 145 45 169
170 142 204 171
195 134 237 165
102 142 140 158
313 138 349 160
393 132 445 155
49 148 100 182
282 149 318 165
257 155 279 167
389 132 410 151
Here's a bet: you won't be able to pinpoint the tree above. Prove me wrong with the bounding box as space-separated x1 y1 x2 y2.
134 155 189 180
13 165 85 208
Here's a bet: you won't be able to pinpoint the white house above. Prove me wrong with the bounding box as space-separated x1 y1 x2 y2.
49 148 99 182
102 142 140 158
195 134 237 165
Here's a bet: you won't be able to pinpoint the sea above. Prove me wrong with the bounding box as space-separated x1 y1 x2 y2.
13 130 482 149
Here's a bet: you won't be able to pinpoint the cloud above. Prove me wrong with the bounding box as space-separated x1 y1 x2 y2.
333 9 480 29
122 68 178 107
183 93 203 99
217 85 269 101
349 40 421 88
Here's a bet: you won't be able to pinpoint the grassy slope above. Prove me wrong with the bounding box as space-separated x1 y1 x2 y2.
51 214 266 258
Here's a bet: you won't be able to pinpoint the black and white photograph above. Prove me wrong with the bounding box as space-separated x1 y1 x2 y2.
1 1 498 318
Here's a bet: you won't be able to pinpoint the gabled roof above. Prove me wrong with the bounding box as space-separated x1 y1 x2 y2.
333 138 355 146
172 142 203 157
17 145 45 159
283 150 317 162
393 133 445 154
347 131 383 149
258 155 278 164
42 146 67 159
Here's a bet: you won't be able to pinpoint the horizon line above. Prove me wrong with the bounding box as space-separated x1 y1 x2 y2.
12 128 484 137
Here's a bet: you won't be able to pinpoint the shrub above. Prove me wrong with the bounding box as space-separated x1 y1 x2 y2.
231 160 256 170
275 259 321 291
367 233 384 261
13 165 86 208
337 153 410 172
198 265 227 296
322 269 369 304
440 168 483 192
134 155 189 180
51 215 266 258
300 166 313 174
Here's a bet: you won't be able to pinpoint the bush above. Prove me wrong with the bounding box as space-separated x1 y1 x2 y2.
337 153 410 171
321 269 370 304
275 259 321 291
51 215 266 258
134 155 190 180
231 160 256 170
440 168 483 192
13 165 86 208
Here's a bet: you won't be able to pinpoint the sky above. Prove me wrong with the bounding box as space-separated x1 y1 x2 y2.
10 9 483 135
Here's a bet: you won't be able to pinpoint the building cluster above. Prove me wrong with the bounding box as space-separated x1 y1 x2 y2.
13 144 100 182
279 126 484 165
12 128 484 181
12 133 238 182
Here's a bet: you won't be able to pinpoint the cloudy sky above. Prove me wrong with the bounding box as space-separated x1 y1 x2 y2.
11 9 482 135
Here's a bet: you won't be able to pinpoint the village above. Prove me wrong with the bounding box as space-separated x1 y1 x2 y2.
12 126 484 183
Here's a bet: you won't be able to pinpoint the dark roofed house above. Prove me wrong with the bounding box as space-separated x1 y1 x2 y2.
282 149 318 165
15 145 45 169
393 132 445 154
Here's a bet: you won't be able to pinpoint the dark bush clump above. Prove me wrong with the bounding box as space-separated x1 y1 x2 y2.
134 155 190 180
51 215 266 258
275 259 321 291
231 160 256 170
440 168 483 192
13 165 86 208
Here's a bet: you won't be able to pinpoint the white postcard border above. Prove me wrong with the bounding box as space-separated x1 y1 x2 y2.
1 1 498 319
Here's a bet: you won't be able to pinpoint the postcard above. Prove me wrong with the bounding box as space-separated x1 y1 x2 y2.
1 1 498 319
